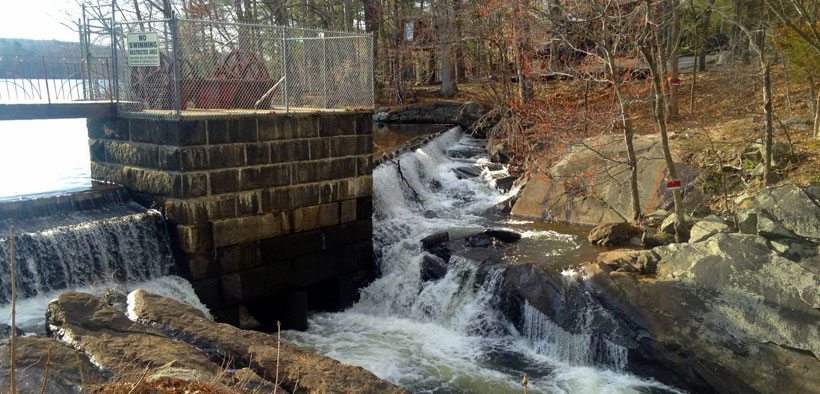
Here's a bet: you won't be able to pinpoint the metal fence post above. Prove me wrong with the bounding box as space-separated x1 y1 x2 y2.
110 0 119 105
41 58 51 104
282 28 289 113
322 33 328 109
170 13 181 118
369 33 375 108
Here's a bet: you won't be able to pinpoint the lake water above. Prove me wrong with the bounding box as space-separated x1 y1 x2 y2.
0 119 91 201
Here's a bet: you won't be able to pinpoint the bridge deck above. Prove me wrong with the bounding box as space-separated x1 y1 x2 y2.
0 101 118 121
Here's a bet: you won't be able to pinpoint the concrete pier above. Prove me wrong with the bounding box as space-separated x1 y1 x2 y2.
87 111 374 329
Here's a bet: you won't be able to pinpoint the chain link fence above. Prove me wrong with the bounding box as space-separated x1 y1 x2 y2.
113 18 373 117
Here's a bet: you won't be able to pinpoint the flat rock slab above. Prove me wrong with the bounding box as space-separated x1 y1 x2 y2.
0 336 105 393
129 289 405 394
46 291 219 377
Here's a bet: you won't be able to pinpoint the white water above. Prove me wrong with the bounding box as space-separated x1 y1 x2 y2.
285 128 681 393
0 202 208 334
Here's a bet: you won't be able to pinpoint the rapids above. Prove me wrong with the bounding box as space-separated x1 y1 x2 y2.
284 127 682 393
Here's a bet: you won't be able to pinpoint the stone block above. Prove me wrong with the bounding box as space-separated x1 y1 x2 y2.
340 199 357 223
245 142 270 165
317 202 340 228
184 252 221 281
163 199 208 224
260 229 323 261
356 135 373 155
212 213 286 248
119 166 181 197
271 140 310 163
216 241 262 273
191 277 223 310
291 255 320 287
356 196 373 220
158 145 181 170
338 269 372 308
175 223 213 253
210 169 240 194
296 115 320 138
323 220 372 250
258 117 289 140
103 140 159 168
208 144 245 168
339 176 373 199
338 241 375 274
331 136 359 157
291 161 321 184
284 290 309 330
354 113 373 135
180 146 209 170
290 183 320 208
128 119 169 145
319 114 355 137
356 156 372 176
319 181 340 204
88 139 106 162
177 120 208 146
221 261 291 303
318 158 357 181
181 172 208 198
240 164 290 190
261 187 290 212
236 191 261 216
88 117 129 140
208 119 258 144
309 139 331 160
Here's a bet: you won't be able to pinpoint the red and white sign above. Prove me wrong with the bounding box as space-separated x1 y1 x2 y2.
666 179 682 190
669 78 681 86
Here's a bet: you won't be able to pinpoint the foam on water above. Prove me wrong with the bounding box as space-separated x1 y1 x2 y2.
285 127 680 393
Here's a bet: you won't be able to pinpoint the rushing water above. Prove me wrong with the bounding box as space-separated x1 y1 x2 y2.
0 201 207 334
0 119 92 200
285 127 680 393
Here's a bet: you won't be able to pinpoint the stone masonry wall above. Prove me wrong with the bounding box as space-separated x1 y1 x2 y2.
87 112 374 329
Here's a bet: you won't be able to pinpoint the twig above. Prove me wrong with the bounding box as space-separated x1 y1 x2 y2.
392 158 425 212
274 321 281 394
125 367 150 394
39 346 52 394
76 350 85 387
9 225 16 394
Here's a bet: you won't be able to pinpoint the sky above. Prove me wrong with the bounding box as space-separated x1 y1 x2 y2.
0 0 79 41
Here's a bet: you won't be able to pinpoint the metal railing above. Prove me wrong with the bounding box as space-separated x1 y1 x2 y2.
113 17 374 117
0 55 113 103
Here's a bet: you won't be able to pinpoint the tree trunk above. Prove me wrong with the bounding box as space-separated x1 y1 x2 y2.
615 84 641 221
640 0 687 241
668 2 681 119
515 0 533 103
435 0 457 97
699 0 716 71
762 58 774 185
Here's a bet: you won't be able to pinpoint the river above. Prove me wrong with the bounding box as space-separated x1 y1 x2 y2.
284 128 681 393
0 119 680 393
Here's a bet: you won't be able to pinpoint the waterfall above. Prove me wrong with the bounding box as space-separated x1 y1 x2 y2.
284 126 681 393
0 201 207 333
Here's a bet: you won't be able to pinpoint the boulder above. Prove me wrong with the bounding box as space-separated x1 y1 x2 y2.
688 215 732 243
742 185 820 240
494 176 516 193
420 255 448 282
587 222 640 246
660 213 693 235
0 336 105 393
46 291 219 377
581 257 820 393
641 227 675 247
511 134 699 225
452 166 482 179
129 290 405 394
484 229 522 243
